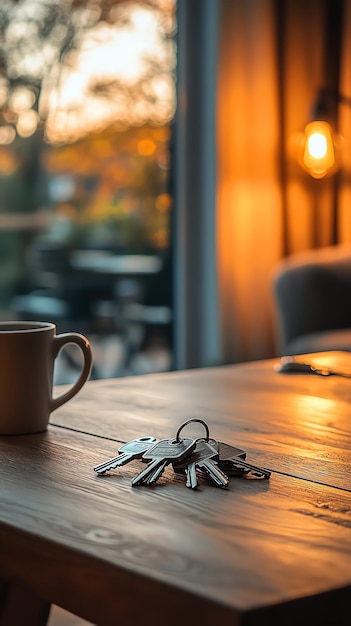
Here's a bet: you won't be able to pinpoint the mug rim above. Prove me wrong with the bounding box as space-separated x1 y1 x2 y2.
0 321 55 333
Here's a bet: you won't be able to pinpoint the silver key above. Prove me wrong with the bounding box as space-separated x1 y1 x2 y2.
224 458 271 479
93 436 158 474
142 461 168 486
131 437 196 486
217 441 271 479
173 439 229 489
173 440 225 488
207 440 247 476
214 440 248 476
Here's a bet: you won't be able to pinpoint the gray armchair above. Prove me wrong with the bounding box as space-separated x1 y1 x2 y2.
272 244 351 355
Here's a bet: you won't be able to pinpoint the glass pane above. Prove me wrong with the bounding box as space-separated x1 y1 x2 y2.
0 0 176 381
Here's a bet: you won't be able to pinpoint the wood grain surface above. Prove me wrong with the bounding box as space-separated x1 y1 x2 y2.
1 352 351 625
51 354 351 491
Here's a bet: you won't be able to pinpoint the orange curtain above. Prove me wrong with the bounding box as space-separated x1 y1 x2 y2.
216 0 351 364
339 1 351 238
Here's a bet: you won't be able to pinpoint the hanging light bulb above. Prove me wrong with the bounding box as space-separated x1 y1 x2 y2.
298 120 342 179
295 88 346 179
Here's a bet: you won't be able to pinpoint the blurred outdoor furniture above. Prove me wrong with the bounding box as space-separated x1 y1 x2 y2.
71 249 173 376
11 242 112 333
11 243 172 379
70 249 162 275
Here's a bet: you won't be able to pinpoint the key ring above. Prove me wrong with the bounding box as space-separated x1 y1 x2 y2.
175 418 210 443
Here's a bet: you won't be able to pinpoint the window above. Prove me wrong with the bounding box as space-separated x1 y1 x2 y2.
0 0 176 380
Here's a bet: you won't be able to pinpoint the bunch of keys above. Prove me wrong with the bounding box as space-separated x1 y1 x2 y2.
170 419 230 489
171 419 270 487
131 435 196 486
93 418 271 489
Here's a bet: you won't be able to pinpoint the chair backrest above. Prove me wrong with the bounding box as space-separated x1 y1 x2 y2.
273 244 351 353
28 241 71 290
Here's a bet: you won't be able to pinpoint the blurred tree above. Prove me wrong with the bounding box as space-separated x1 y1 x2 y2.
0 0 175 145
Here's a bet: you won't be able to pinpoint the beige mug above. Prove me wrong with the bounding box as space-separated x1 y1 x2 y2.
0 321 93 435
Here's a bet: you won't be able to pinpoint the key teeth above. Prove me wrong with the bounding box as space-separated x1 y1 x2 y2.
134 461 168 486
131 460 159 486
229 460 271 478
131 474 144 487
197 460 229 488
146 471 162 486
93 452 129 473
93 438 159 476
223 461 271 479
93 463 110 474
94 459 125 473
150 463 167 485
185 464 198 489
94 460 119 473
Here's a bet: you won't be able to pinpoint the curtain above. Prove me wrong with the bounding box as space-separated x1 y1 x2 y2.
216 0 351 364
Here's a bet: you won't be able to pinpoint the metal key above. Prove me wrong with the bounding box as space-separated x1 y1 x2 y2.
131 437 196 486
225 458 271 479
141 460 168 486
173 439 229 489
93 436 158 474
207 440 247 476
210 439 246 461
216 441 271 479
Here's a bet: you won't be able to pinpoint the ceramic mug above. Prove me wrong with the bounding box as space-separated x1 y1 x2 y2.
0 321 93 435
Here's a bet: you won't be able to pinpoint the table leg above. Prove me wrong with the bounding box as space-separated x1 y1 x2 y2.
0 579 51 626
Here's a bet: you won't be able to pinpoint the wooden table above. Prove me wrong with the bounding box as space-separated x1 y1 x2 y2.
1 351 351 626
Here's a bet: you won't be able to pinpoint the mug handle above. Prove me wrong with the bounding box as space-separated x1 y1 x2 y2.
51 332 93 412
